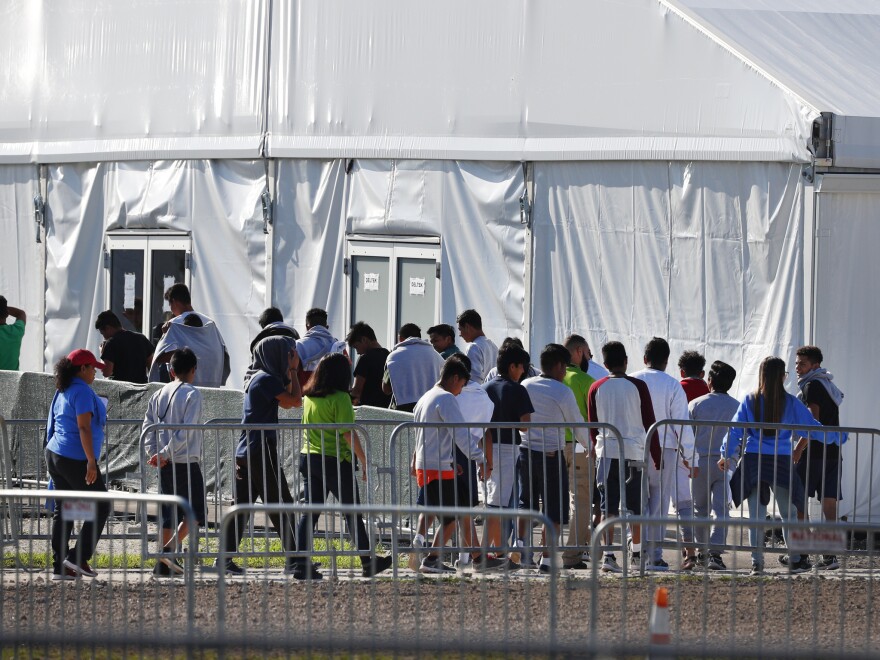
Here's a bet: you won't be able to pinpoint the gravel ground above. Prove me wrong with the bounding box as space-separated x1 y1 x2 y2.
3 564 879 657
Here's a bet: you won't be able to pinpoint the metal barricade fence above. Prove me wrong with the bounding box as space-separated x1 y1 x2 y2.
642 420 880 566
388 421 628 564
214 503 560 655
139 422 379 568
588 515 880 658
0 489 197 651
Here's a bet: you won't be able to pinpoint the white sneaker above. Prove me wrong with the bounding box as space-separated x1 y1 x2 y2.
601 555 622 573
408 537 424 572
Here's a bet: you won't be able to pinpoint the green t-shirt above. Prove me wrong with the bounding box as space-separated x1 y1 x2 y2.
0 320 25 370
562 364 594 443
302 390 355 461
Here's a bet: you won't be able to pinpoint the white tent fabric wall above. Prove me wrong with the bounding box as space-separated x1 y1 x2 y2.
0 0 267 163
347 160 527 348
44 160 266 388
0 165 43 371
271 160 349 342
813 175 880 521
530 161 805 399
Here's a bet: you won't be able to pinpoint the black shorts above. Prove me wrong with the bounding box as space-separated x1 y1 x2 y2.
159 462 207 527
796 442 842 501
518 448 569 525
454 447 480 507
418 476 470 525
598 458 642 516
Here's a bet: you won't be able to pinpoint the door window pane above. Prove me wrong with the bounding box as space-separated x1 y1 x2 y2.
352 256 391 350
150 250 186 340
109 250 144 334
396 258 436 336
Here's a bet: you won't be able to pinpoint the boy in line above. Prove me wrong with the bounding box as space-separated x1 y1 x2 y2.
688 360 738 570
679 351 710 402
588 341 661 573
518 344 592 573
142 348 206 576
482 344 534 567
409 358 501 573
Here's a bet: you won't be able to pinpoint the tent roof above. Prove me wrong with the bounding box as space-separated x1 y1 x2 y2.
675 0 880 118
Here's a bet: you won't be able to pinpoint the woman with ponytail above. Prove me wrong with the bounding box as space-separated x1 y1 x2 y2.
45 350 111 580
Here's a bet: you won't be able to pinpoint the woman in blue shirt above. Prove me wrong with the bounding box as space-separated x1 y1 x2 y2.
45 349 111 580
719 356 821 575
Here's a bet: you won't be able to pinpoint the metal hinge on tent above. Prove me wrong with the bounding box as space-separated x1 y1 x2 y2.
343 257 350 275
102 248 110 269
184 253 192 270
435 262 441 279
519 189 531 228
33 194 45 243
261 189 273 234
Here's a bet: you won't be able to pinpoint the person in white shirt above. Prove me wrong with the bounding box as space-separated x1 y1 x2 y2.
383 324 445 412
142 348 205 576
517 344 591 573
408 358 503 573
457 309 498 384
631 337 698 571
482 337 539 382
581 340 610 382
295 308 342 386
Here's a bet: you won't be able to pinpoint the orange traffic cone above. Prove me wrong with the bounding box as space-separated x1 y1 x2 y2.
649 586 671 646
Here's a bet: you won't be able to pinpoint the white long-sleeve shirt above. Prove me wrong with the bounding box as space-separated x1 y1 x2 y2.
413 386 485 471
466 335 498 383
521 376 591 453
456 381 495 445
142 381 203 463
630 367 695 458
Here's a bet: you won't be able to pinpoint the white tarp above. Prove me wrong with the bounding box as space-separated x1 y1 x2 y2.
813 174 880 522
0 0 267 163
530 161 805 398
676 0 880 168
268 0 816 161
43 160 266 388
0 165 43 372
347 160 527 347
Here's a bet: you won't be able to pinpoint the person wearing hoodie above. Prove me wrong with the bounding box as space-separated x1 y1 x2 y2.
382 323 445 413
295 308 342 387
792 345 846 570
217 335 302 576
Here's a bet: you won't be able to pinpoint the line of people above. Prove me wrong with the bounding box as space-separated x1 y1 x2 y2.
40 292 847 579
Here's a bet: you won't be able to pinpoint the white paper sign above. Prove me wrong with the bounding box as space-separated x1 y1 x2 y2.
123 273 136 309
788 528 847 554
162 276 176 312
364 272 380 292
409 277 426 296
62 499 97 522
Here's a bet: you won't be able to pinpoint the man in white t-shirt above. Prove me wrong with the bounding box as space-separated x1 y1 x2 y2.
457 309 498 384
631 337 697 571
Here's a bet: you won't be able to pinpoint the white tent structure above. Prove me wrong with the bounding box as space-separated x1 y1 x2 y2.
1 0 879 520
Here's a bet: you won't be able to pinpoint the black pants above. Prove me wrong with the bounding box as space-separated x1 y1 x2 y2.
45 449 111 572
225 444 297 557
296 453 371 566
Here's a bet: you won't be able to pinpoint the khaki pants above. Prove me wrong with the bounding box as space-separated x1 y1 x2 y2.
562 443 593 564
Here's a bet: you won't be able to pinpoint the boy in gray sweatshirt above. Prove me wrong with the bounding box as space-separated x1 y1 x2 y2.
688 360 738 570
142 348 205 576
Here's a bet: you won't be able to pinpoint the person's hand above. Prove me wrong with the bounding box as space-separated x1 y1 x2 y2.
456 464 464 476
85 458 98 485
288 348 300 372
147 454 158 467
690 466 700 480
793 445 805 464
717 458 730 471
478 463 492 482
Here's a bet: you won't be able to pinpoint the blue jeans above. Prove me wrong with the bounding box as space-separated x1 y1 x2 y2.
747 485 801 565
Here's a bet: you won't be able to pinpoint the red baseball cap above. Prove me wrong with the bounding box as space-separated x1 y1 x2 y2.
67 349 106 369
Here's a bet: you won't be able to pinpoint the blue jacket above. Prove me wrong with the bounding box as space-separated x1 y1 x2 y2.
722 392 822 458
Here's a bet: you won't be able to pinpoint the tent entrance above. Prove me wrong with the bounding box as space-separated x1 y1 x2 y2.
346 238 440 349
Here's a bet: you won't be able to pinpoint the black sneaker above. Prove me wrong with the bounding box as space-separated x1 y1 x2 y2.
473 555 506 573
787 556 813 574
362 555 394 578
153 561 173 577
750 562 764 576
707 553 726 570
504 558 521 571
816 555 839 570
419 555 454 574
212 559 245 576
160 554 185 575
563 560 590 570
292 563 323 581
